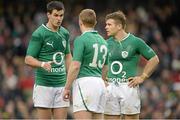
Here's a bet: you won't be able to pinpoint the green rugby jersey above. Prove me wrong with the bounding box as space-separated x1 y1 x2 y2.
26 24 71 87
73 30 108 78
107 33 156 82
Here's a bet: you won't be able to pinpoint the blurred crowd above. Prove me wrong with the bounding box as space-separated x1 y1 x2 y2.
0 0 180 119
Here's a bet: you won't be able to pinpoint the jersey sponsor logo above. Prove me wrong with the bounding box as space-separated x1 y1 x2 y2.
108 77 128 83
46 41 54 48
51 66 65 72
53 52 64 65
50 52 65 73
121 51 128 58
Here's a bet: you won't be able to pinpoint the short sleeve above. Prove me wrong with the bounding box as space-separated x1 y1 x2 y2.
136 38 156 60
65 32 71 54
73 37 84 62
26 32 43 58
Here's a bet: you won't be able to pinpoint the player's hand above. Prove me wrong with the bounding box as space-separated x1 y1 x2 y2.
41 61 54 72
128 76 144 88
63 89 71 101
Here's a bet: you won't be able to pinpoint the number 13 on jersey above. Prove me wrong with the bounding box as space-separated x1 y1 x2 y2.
89 43 108 68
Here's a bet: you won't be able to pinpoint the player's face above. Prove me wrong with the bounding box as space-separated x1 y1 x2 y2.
105 19 120 37
48 9 64 27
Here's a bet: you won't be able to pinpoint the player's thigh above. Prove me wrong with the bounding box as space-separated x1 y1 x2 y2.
104 84 121 115
36 107 52 119
33 85 54 108
53 107 68 119
124 114 139 119
104 114 121 119
73 77 106 113
74 110 92 119
120 84 140 115
53 86 70 108
33 85 70 108
92 113 103 119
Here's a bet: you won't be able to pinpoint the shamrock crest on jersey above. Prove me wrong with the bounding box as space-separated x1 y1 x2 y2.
121 51 128 58
62 40 66 48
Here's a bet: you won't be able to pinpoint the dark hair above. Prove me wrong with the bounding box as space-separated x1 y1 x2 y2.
79 9 97 28
105 10 127 29
47 1 65 13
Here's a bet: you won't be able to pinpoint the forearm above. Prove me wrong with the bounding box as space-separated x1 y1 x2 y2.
65 53 72 72
65 62 80 90
102 65 108 81
141 55 159 79
25 55 42 68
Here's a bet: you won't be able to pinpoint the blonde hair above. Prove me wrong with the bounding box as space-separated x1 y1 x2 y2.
79 9 97 27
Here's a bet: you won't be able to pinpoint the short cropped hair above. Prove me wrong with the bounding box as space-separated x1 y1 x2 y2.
79 9 97 28
105 10 127 29
47 1 65 13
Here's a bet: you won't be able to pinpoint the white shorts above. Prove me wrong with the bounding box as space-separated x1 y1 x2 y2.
104 83 140 115
33 84 70 108
73 77 106 113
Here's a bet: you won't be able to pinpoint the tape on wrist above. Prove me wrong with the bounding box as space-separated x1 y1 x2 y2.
41 62 45 67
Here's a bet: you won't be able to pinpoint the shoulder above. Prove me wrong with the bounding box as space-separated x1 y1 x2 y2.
106 37 114 44
32 25 44 37
130 34 144 43
129 34 149 50
74 35 84 42
60 26 70 36
99 35 107 45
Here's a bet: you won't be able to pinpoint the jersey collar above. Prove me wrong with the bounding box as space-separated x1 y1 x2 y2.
42 24 60 32
82 29 97 35
114 33 130 42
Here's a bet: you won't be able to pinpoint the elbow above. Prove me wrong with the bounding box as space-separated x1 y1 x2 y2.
72 61 81 71
152 55 159 67
155 55 160 64
24 56 28 65
24 56 30 66
73 64 80 71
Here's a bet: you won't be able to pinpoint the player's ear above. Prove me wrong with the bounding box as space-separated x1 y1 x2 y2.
117 24 122 30
79 19 83 26
47 12 50 19
94 20 97 26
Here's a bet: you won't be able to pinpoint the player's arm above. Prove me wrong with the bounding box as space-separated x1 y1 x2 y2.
102 65 108 86
140 55 159 80
25 32 53 72
64 30 72 72
102 65 108 80
102 45 109 86
128 38 159 87
25 56 53 72
137 39 160 80
63 61 80 101
63 37 83 100
65 53 72 72
128 55 159 88
65 61 80 90
25 55 42 68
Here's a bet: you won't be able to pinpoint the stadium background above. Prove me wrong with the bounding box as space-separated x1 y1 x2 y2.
0 0 180 119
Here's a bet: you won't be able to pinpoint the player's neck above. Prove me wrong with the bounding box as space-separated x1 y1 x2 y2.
81 26 94 33
115 30 128 42
46 22 59 32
